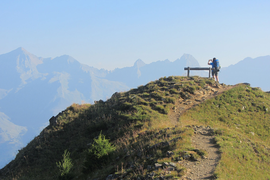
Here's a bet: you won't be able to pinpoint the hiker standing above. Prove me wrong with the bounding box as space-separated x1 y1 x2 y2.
208 58 220 83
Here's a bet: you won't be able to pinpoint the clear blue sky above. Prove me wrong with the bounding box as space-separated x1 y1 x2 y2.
1 0 269 70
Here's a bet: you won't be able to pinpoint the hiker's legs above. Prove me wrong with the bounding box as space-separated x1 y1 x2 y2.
213 71 219 83
215 71 219 82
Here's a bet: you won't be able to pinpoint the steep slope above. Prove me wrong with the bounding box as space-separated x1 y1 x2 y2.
2 76 269 180
0 48 129 168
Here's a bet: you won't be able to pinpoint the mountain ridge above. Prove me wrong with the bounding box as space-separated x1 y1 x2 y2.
220 55 270 90
0 47 269 170
0 48 130 168
1 76 269 179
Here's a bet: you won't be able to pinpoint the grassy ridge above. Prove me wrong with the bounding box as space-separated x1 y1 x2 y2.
1 76 213 179
1 77 270 179
180 85 270 179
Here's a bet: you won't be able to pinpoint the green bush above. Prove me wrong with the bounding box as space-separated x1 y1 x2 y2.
83 132 116 173
56 150 74 180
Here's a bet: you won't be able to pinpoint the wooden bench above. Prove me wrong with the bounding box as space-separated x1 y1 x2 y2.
184 67 212 78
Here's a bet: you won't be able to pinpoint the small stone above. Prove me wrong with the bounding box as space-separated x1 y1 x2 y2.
155 163 162 169
167 166 174 171
184 154 190 159
166 151 174 157
169 162 177 168
202 155 207 159
163 162 169 166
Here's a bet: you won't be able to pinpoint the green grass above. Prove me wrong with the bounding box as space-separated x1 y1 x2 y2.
180 84 270 179
2 77 270 180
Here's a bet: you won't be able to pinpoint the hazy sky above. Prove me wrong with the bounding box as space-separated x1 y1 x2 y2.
1 0 269 70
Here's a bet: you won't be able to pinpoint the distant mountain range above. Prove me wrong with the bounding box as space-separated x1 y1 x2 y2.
220 56 270 91
106 54 203 87
0 47 269 168
0 48 204 168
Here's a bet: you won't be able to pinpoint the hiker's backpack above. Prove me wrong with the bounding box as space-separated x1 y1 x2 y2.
213 59 221 71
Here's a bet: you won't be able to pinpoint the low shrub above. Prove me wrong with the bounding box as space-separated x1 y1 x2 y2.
56 150 74 180
83 132 116 173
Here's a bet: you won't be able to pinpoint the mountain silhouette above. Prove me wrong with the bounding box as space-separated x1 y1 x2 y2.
106 54 205 88
220 55 270 91
1 47 268 169
0 48 128 168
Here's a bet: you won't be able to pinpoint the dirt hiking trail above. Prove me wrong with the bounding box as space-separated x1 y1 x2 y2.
168 83 235 179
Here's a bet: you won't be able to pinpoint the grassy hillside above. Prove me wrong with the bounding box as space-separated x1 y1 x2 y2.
180 85 270 179
1 76 269 180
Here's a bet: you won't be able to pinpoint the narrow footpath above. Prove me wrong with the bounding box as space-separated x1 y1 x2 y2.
180 126 221 180
168 83 234 179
